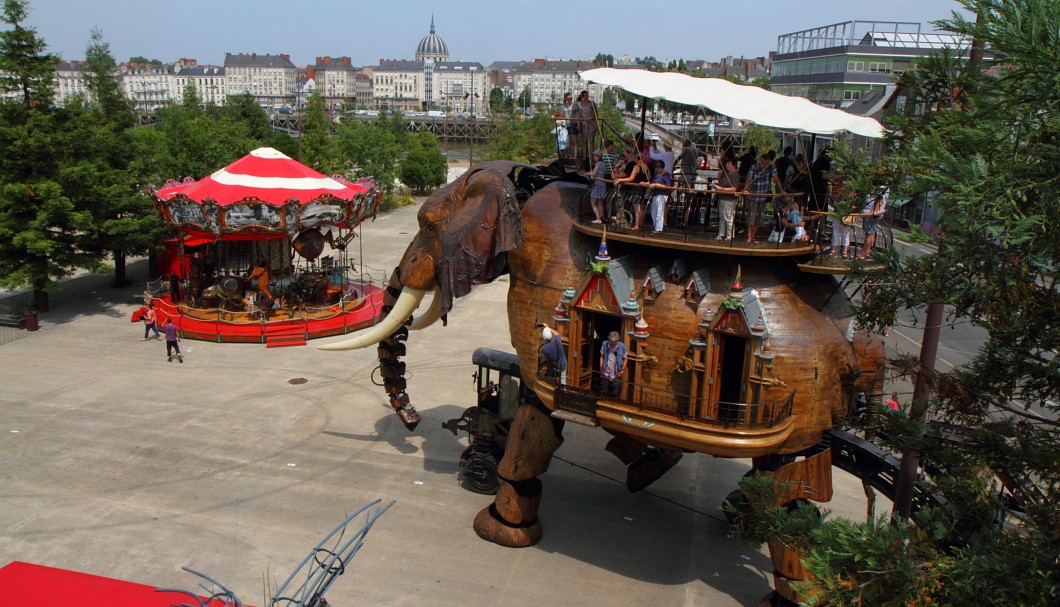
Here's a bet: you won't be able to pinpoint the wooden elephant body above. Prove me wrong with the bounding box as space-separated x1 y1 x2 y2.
323 163 883 560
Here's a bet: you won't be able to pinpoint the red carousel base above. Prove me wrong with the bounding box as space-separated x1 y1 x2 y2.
143 282 385 345
0 561 239 607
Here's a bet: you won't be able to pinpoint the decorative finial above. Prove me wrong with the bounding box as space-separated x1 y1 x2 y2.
595 226 610 261
430 15 436 33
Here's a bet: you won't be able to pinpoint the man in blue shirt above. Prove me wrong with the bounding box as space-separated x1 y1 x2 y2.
538 323 567 385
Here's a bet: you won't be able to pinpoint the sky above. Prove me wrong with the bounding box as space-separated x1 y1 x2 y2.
22 0 971 67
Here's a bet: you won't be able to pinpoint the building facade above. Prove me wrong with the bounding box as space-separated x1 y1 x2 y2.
173 65 226 106
223 53 297 107
313 56 358 107
122 62 176 111
770 21 967 108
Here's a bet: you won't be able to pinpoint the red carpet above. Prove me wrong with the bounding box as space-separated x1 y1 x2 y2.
0 561 243 606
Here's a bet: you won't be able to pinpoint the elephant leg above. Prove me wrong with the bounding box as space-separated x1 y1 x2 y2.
605 433 684 493
757 448 833 606
377 275 421 431
473 400 563 547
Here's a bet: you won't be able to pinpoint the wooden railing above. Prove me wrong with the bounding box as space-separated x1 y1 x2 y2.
554 370 794 430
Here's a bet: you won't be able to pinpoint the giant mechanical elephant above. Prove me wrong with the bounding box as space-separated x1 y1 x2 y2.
322 161 884 557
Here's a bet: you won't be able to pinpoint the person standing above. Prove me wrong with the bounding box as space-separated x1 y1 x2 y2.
599 331 627 397
538 323 566 385
141 303 161 341
677 138 701 189
648 160 672 232
656 140 676 176
774 146 795 186
741 153 786 243
162 317 183 363
587 150 608 224
714 157 740 240
858 187 889 259
576 90 597 161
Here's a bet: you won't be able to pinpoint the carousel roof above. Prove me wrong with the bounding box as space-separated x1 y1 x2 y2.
156 147 366 206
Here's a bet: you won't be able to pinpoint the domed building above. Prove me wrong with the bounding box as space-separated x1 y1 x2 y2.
371 17 486 114
416 16 449 63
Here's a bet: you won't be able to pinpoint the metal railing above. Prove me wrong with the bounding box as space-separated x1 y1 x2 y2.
580 178 814 250
554 369 795 430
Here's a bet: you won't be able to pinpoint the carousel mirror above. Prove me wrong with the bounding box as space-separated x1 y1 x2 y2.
223 203 282 230
299 201 347 227
167 201 207 226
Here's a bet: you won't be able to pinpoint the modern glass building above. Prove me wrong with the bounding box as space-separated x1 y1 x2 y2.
770 21 967 108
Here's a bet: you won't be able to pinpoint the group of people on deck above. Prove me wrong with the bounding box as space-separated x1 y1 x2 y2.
553 91 597 161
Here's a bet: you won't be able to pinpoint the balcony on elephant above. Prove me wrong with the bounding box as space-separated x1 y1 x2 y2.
575 181 818 258
552 371 796 458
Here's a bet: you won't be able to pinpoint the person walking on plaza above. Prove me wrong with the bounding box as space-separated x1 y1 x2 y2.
162 317 183 363
141 303 161 341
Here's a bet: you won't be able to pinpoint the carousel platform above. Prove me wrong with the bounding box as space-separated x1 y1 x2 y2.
146 282 385 345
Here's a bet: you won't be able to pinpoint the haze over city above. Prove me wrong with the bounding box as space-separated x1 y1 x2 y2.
26 0 970 66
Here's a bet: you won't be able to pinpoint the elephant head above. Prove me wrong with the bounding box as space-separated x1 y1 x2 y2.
320 161 536 429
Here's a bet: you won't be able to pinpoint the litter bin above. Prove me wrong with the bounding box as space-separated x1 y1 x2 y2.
23 311 39 332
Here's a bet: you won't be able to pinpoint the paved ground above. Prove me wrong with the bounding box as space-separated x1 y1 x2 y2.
0 201 880 607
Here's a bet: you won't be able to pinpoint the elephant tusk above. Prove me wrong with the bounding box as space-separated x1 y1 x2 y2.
319 287 426 351
408 286 442 331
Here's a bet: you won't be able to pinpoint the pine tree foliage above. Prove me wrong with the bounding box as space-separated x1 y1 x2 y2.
799 2 1059 604
0 0 57 106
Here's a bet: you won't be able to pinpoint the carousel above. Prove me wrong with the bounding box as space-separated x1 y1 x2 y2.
145 147 385 345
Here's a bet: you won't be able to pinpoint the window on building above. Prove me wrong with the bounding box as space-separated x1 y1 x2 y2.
868 62 889 73
843 90 862 101
847 61 864 72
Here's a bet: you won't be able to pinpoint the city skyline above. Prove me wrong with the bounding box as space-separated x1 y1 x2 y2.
25 0 970 68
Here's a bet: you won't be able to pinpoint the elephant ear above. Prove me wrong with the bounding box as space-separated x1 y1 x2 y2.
437 164 525 317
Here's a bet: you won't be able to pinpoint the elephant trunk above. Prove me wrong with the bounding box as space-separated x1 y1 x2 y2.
320 269 425 431
318 286 426 351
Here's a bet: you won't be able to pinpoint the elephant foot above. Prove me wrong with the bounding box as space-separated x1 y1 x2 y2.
473 504 542 547
626 449 683 493
390 392 421 431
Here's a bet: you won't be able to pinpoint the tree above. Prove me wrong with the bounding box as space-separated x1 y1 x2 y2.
399 131 446 194
299 89 342 174
786 2 1059 604
593 53 614 68
0 0 87 310
336 118 401 192
67 28 160 287
0 0 57 106
488 87 507 114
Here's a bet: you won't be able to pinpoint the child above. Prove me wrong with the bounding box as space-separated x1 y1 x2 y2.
786 198 808 241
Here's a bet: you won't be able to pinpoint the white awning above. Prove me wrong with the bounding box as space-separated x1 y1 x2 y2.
579 67 884 139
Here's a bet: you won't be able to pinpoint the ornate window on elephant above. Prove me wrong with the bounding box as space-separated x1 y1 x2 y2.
641 267 665 303
689 282 787 428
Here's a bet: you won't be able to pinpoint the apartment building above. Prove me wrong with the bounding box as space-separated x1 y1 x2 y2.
223 53 297 107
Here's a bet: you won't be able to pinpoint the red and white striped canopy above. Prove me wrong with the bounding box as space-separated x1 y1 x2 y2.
156 147 365 206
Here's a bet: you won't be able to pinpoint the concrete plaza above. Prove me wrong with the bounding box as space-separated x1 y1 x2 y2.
0 201 875 607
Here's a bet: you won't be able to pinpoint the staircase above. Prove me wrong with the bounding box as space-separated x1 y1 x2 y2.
264 321 307 348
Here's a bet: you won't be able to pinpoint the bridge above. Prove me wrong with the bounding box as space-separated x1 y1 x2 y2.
137 111 499 142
